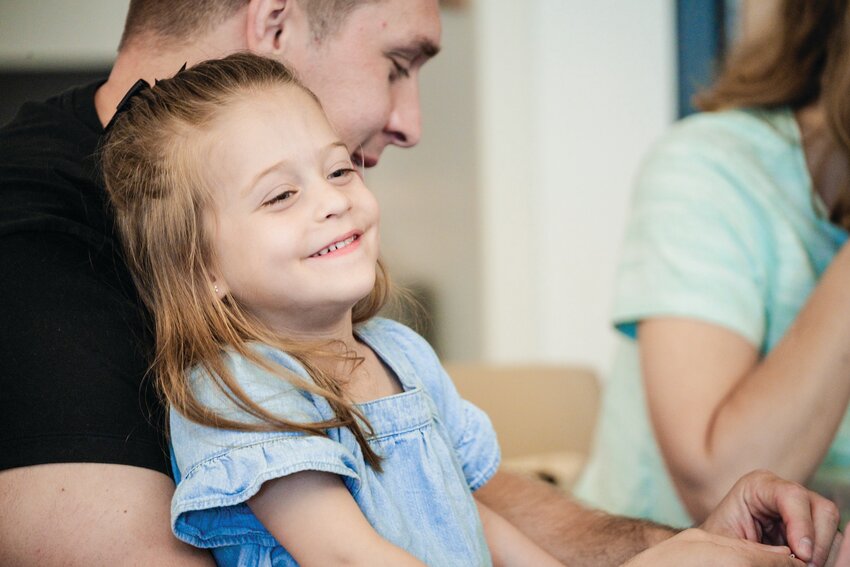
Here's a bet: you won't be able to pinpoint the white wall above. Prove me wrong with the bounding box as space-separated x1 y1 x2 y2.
0 0 128 69
476 1 677 373
367 8 481 362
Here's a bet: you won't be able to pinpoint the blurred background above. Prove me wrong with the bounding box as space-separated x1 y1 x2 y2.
0 0 777 379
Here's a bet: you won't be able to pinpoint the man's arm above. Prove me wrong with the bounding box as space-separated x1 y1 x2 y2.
478 469 844 567
477 470 805 567
475 469 673 566
0 233 212 564
475 498 563 566
0 463 214 566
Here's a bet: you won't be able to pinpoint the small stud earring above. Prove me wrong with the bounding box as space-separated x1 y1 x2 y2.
214 284 220 295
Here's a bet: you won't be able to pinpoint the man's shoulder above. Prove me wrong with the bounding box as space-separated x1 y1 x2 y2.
0 81 109 242
0 81 102 154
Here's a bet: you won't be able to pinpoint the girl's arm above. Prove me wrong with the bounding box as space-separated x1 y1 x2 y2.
640 240 850 521
247 471 426 567
475 497 564 566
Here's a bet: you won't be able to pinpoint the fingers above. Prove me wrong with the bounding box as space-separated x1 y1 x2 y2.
753 473 815 559
631 529 805 567
825 531 842 567
777 487 839 566
827 530 850 567
719 535 802 566
806 495 841 567
743 470 839 566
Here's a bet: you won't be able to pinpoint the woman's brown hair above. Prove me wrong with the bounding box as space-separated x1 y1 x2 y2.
101 52 389 468
696 0 850 227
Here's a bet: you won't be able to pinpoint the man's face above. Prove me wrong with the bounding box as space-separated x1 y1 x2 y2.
284 0 441 168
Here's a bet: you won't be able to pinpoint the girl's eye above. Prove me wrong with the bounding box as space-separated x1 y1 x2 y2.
389 59 410 82
263 190 297 207
329 168 355 180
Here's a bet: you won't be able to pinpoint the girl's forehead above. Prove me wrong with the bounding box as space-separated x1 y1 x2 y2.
223 84 320 119
209 85 337 151
196 84 342 201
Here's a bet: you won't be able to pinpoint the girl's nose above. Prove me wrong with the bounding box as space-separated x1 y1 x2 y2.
319 185 352 220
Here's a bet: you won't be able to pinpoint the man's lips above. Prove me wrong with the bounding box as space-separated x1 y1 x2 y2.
309 232 362 258
352 151 378 169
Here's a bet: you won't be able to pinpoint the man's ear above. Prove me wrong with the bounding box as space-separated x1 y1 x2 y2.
245 0 292 55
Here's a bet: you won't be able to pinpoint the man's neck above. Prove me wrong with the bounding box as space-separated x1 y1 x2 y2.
94 23 247 128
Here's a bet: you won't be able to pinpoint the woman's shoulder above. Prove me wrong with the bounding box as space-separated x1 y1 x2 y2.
636 106 803 200
657 106 798 159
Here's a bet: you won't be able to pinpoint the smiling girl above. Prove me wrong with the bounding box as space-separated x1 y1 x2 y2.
100 52 561 567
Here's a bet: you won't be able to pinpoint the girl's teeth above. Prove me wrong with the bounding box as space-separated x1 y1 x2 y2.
317 235 357 256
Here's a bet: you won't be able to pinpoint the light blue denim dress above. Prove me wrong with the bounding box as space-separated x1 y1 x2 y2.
169 318 499 566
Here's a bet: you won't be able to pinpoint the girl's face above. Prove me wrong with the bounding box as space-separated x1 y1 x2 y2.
205 85 381 336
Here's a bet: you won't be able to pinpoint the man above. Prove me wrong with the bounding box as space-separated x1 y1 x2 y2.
0 1 843 565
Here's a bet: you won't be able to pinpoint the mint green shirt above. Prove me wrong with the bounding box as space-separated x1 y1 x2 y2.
573 107 849 527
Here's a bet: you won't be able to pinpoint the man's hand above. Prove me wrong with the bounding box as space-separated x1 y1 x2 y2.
700 470 843 567
623 528 803 567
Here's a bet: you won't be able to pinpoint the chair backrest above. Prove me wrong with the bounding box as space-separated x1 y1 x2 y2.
443 363 600 460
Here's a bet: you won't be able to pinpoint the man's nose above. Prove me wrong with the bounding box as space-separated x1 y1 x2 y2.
385 80 422 148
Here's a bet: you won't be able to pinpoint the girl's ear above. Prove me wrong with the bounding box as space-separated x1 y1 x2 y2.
245 0 297 55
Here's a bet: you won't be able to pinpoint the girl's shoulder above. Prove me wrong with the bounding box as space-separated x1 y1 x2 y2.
184 345 311 410
356 317 435 357
356 317 445 389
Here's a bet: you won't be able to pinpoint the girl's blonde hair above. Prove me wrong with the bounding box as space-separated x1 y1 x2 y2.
696 0 850 228
101 52 388 468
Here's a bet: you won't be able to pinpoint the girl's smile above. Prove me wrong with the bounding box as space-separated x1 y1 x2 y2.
309 231 362 258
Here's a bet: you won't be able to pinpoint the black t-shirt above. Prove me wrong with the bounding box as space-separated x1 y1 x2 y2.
0 82 168 473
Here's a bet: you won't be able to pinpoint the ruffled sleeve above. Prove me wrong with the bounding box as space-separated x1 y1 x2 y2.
169 347 361 549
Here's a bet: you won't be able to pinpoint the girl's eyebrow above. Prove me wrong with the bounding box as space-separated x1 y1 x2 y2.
241 141 351 197
324 141 350 156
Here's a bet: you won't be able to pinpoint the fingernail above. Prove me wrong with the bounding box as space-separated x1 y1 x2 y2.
799 536 813 557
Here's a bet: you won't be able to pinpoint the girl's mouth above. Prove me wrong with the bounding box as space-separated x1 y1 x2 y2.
311 234 360 257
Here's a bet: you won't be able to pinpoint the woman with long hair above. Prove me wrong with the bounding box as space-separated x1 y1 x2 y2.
576 0 850 528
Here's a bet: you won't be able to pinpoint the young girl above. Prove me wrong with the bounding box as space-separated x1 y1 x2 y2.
101 52 562 566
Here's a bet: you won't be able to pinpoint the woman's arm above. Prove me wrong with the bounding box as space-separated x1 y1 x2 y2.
247 471 425 567
640 241 850 521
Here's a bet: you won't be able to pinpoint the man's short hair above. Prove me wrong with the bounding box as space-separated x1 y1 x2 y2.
119 0 379 50
300 0 381 41
119 0 246 50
